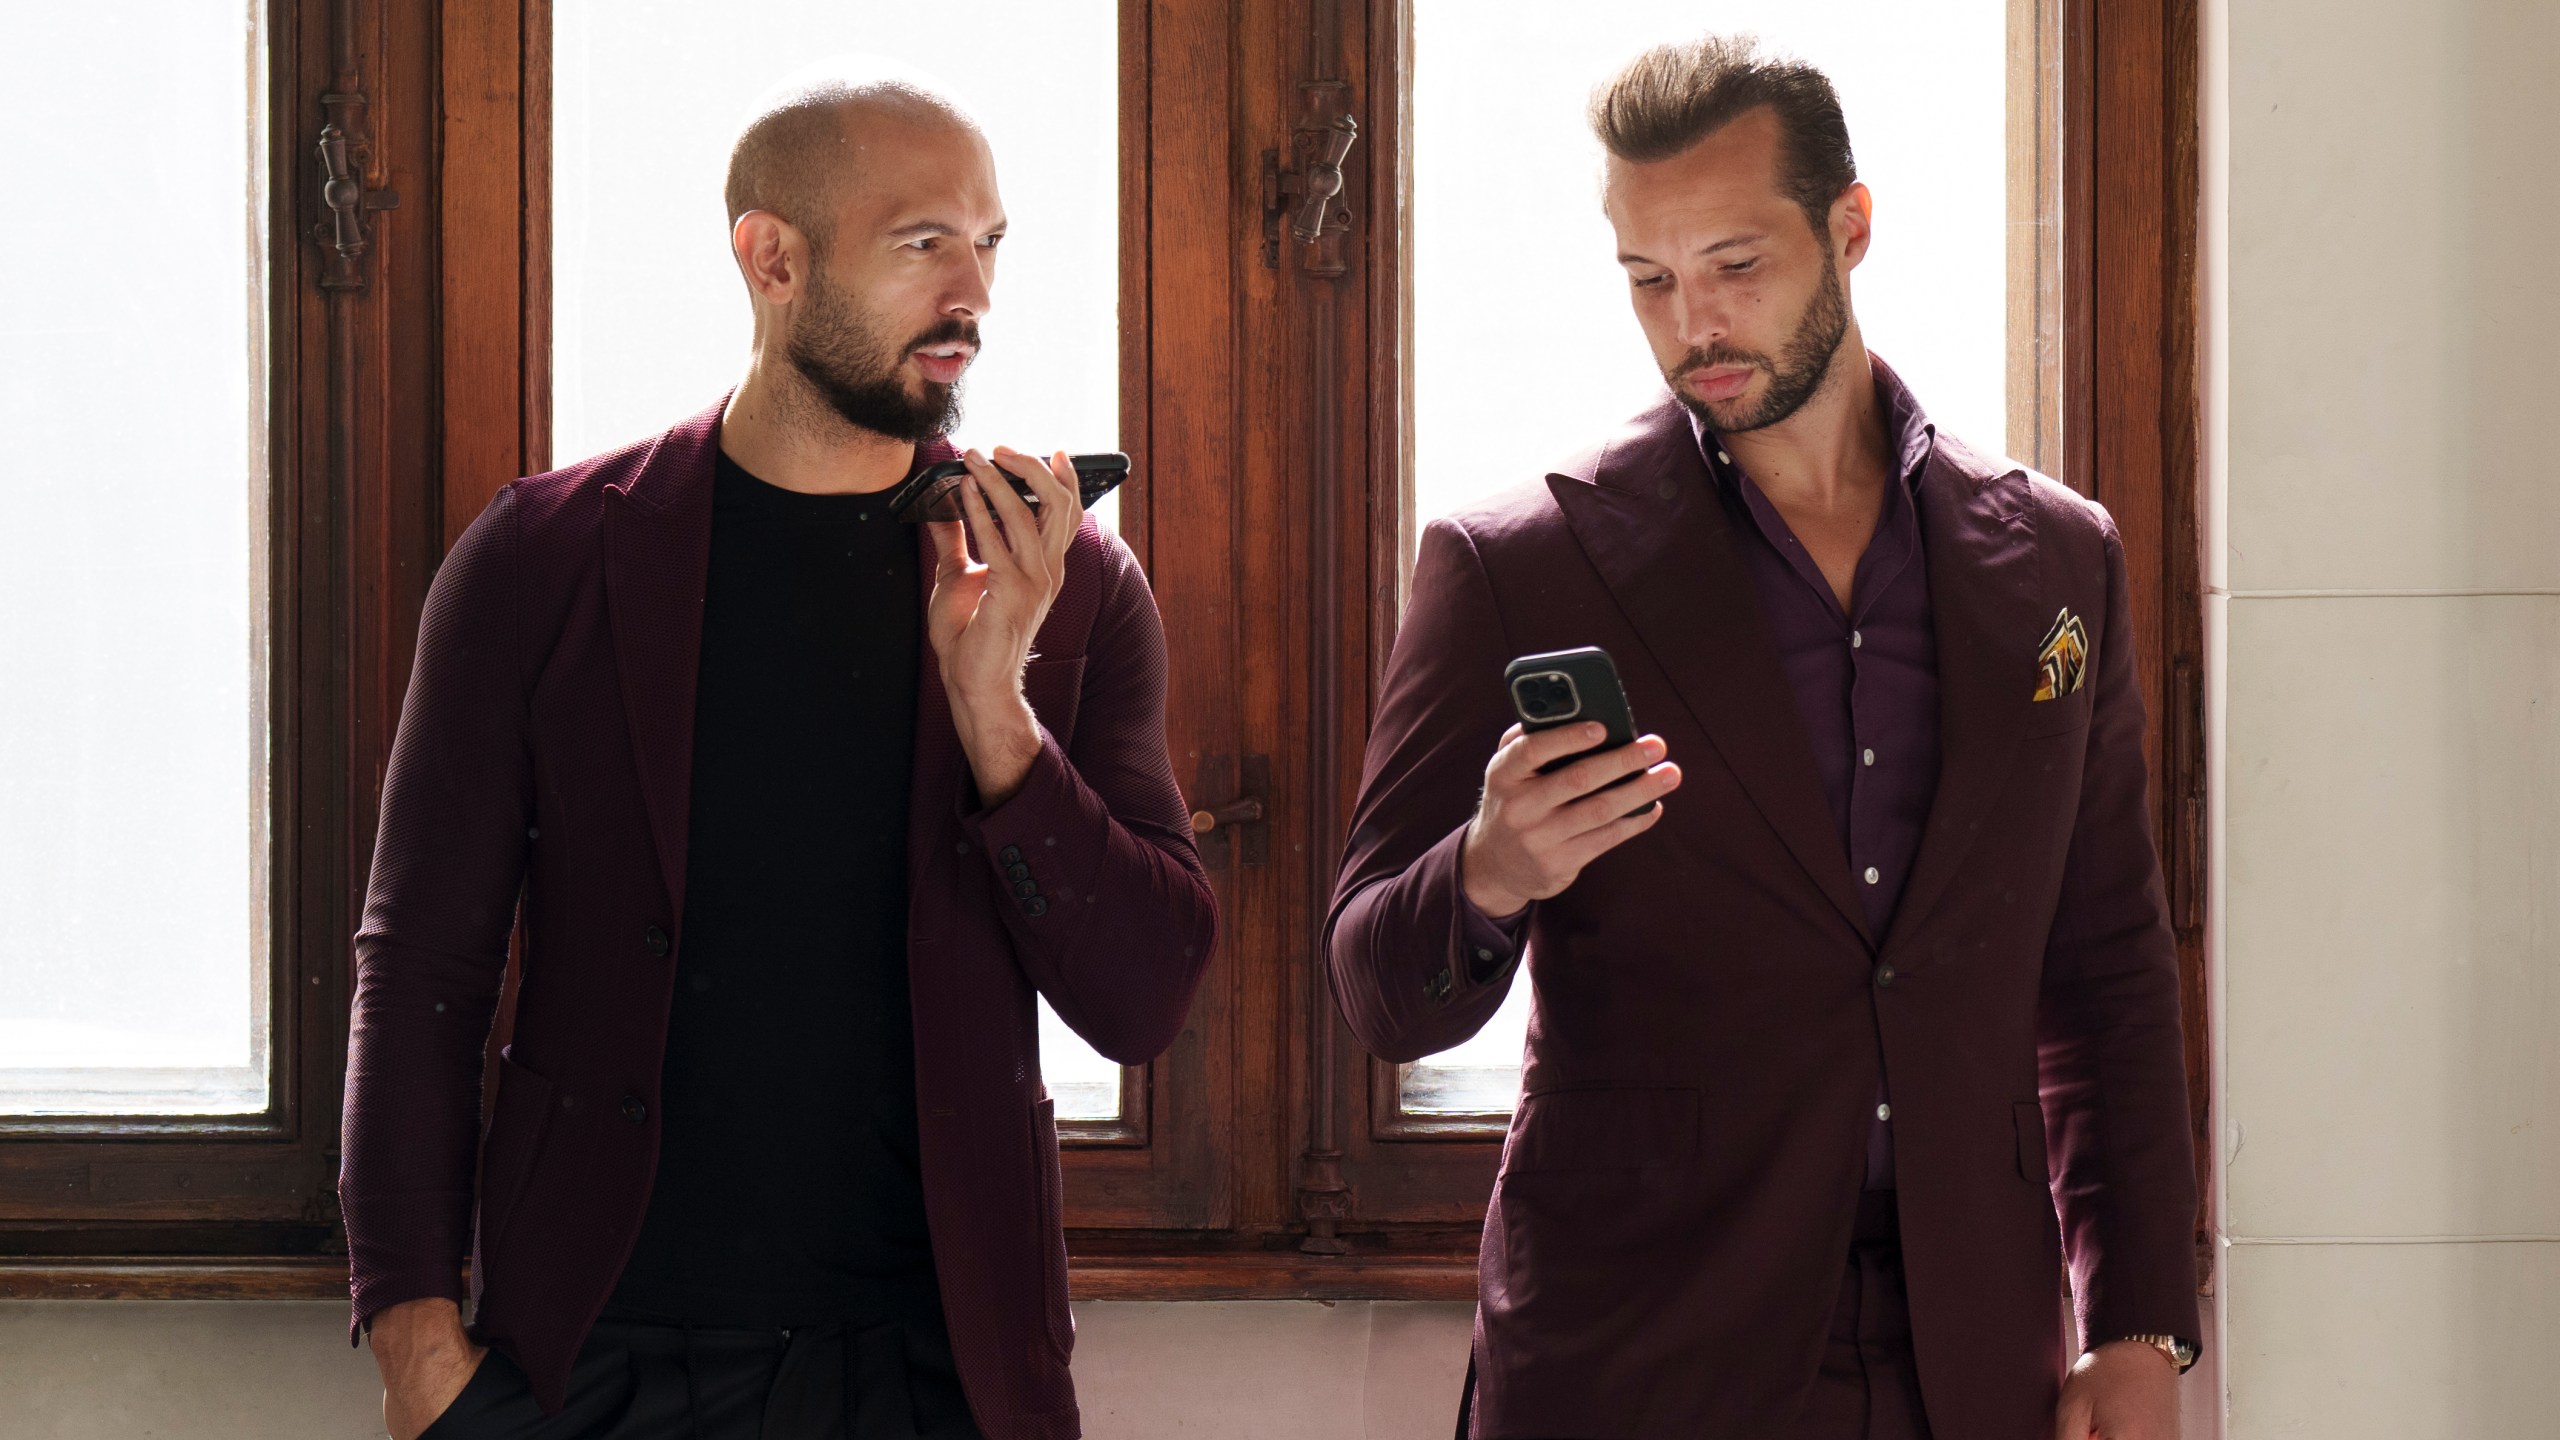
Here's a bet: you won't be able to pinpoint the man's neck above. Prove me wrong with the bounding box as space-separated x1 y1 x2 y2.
1717 340 1893 518
718 353 917 496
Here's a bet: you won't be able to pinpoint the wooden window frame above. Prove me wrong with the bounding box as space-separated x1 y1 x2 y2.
0 0 2205 1304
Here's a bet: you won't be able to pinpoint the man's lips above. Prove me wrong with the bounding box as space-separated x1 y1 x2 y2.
911 345 976 385
1687 366 1755 402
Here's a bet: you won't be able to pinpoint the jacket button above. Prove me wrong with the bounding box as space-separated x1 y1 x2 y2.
643 925 670 958
1023 897 1048 917
1000 845 1023 863
620 1096 648 1125
1014 878 1040 898
1006 862 1031 882
1875 963 1896 987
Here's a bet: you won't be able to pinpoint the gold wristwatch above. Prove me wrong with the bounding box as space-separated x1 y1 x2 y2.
2111 1333 2199 1373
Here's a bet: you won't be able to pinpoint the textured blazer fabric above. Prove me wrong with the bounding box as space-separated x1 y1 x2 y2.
341 404 1217 1440
1326 394 2197 1440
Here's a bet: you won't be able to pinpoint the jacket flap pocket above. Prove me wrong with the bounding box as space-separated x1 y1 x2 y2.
2013 1099 2048 1183
1506 1087 1700 1174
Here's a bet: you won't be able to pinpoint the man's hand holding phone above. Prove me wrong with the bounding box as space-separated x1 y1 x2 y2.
1460 722 1680 919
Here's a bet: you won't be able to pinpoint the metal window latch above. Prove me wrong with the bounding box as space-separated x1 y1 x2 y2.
1262 86 1359 275
1188 756 1270 870
313 97 400 291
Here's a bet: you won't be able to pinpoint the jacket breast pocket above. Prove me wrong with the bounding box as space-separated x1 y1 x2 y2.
1022 656 1086 749
2020 684 2094 739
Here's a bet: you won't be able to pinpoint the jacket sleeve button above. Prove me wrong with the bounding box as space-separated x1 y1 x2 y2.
1000 845 1023 863
1024 897 1049 917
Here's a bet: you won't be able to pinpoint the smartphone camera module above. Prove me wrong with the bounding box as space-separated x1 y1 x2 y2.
1511 671 1582 723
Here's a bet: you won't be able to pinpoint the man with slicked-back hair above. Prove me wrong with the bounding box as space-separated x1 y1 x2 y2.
341 59 1214 1440
1330 34 2198 1440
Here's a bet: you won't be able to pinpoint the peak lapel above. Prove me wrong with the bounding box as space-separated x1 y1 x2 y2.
1880 452 2042 953
1548 399 1874 949
602 409 721 924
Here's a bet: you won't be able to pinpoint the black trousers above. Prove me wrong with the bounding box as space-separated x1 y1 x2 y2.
1453 1192 1934 1440
421 1311 983 1440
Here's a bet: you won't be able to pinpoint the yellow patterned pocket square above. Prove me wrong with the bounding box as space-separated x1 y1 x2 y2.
2034 607 2089 701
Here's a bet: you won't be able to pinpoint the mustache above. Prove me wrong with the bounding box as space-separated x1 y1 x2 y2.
906 318 982 353
1673 345 1773 377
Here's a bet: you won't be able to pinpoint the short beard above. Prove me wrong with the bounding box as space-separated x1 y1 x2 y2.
784 262 969 443
1668 249 1850 434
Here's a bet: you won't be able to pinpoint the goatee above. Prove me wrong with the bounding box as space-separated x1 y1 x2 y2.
1669 251 1850 434
785 266 970 443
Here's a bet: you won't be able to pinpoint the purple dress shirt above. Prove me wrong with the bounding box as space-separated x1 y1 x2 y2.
1694 361 1942 1187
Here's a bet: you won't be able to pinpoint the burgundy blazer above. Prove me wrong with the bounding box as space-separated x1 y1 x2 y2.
341 405 1216 1440
1327 396 2197 1439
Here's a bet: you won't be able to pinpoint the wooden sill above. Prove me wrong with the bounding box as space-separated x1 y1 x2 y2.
0 1242 1479 1305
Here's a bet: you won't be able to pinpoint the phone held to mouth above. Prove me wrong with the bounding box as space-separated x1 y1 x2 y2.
887 451 1131 525
1503 646 1655 816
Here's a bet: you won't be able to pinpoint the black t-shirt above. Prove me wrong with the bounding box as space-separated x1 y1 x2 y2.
609 449 939 1329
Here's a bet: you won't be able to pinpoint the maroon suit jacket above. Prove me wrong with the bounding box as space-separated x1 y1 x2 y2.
341 405 1215 1440
1327 396 2197 1439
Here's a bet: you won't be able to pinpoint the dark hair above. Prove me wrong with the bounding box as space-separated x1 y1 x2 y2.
1588 34 1858 236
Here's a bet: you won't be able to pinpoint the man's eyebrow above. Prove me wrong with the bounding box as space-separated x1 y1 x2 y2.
885 220 963 241
1615 232 1767 265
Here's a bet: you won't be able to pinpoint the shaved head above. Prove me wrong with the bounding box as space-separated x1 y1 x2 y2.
723 58 978 253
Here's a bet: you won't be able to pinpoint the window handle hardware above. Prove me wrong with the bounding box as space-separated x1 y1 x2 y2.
1261 87 1359 275
313 103 400 292
1187 755 1270 870
1189 797 1266 833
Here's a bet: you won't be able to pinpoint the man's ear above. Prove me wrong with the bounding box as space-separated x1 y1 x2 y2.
731 211 807 307
1831 183 1875 271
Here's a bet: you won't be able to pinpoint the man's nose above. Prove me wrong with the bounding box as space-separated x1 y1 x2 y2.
1670 286 1728 350
946 252 994 320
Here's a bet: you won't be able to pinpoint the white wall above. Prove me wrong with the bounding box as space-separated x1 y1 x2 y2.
2205 0 2560 1434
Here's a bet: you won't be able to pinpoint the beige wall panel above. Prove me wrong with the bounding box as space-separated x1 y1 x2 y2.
2224 0 2560 593
0 1300 1477 1440
2221 594 2560 1239
2223 1240 2560 1437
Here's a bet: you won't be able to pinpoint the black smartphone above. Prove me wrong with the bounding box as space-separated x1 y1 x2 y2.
887 451 1130 524
1503 646 1655 816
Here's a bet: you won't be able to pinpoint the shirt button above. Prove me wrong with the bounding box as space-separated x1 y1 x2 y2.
1862 748 1876 766
1850 630 1864 649
643 925 670 958
1863 866 1880 885
621 1096 648 1125
1876 1103 1893 1122
1875 963 1896 987
1475 947 1494 962
1715 449 1731 465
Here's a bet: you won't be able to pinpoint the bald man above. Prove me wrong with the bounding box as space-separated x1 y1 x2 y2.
341 65 1215 1440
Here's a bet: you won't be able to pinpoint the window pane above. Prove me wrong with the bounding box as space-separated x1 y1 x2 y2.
0 3 270 1116
553 1 1126 1121
1403 2 2012 1115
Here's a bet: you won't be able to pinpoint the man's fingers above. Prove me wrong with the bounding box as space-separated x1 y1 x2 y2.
972 448 1044 556
1547 796 1667 875
1533 733 1668 806
1500 720 1607 778
956 458 1022 579
925 517 972 575
1552 761 1682 836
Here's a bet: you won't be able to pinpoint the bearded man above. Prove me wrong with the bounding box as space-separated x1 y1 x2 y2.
341 62 1215 1440
1328 36 2199 1440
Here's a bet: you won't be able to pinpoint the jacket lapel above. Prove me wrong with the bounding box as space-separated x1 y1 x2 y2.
901 437 967 921
1548 397 1874 949
1879 442 2043 953
602 405 722 923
